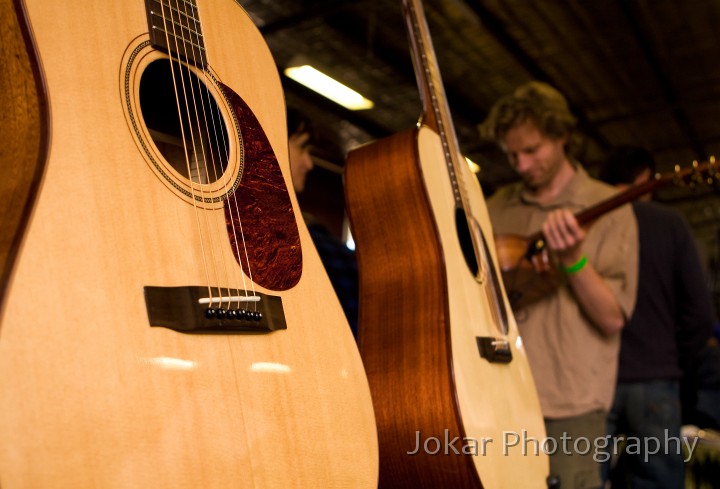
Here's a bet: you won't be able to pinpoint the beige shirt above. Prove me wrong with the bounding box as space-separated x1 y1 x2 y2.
488 167 638 418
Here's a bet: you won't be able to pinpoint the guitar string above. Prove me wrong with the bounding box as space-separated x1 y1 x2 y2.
157 0 215 303
178 0 253 311
172 0 236 311
191 0 257 309
184 0 257 312
410 0 509 340
164 0 226 302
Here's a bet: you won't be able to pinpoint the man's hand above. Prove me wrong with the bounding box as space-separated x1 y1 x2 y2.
541 209 626 335
542 209 586 267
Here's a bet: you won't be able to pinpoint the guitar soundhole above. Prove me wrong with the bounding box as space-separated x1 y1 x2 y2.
455 208 479 276
139 59 229 184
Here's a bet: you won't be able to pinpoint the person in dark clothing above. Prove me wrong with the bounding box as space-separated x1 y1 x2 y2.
302 215 359 337
287 108 359 338
599 145 716 489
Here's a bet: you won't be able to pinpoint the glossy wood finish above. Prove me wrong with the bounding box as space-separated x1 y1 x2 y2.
347 128 478 488
0 1 378 487
493 234 563 311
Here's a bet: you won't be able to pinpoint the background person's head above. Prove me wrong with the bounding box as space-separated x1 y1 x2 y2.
287 108 315 193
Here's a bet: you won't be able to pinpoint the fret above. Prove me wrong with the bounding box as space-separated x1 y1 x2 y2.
152 0 200 24
164 0 201 23
149 23 206 55
148 11 202 39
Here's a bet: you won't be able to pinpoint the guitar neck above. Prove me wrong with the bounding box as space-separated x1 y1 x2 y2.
574 175 662 225
403 0 467 209
403 0 511 341
145 0 207 67
526 159 718 244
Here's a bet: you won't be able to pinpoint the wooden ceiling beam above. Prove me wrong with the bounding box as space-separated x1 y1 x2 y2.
258 0 356 36
615 0 707 160
462 0 611 151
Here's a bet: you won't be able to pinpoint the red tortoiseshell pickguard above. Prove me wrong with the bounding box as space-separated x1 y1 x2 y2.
219 83 302 291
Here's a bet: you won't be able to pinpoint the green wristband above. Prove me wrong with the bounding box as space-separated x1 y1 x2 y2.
561 255 588 274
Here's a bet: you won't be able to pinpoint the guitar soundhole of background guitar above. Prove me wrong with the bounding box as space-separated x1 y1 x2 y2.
140 58 228 184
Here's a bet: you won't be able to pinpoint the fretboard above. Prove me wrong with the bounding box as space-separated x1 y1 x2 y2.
145 0 207 68
403 0 467 209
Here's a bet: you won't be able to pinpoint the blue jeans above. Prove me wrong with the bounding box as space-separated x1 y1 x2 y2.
604 380 684 489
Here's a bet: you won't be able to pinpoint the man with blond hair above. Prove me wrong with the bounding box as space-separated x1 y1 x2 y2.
481 81 639 489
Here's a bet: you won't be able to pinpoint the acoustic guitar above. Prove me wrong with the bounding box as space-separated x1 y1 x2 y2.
0 0 378 487
496 157 719 310
345 0 548 487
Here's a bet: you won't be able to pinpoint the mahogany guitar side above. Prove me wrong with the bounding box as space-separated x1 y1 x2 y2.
346 128 479 488
0 1 377 487
0 0 47 303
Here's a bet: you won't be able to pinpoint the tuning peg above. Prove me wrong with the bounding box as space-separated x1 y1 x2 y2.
672 158 720 191
674 163 699 190
708 155 720 189
673 164 685 188
688 160 706 190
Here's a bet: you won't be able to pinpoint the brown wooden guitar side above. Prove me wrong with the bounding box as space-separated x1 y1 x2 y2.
346 128 479 488
0 0 47 307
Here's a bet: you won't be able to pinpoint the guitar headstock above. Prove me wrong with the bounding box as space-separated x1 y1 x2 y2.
666 155 719 191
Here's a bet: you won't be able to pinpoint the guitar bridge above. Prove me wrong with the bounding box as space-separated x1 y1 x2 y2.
144 286 286 334
476 336 513 363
